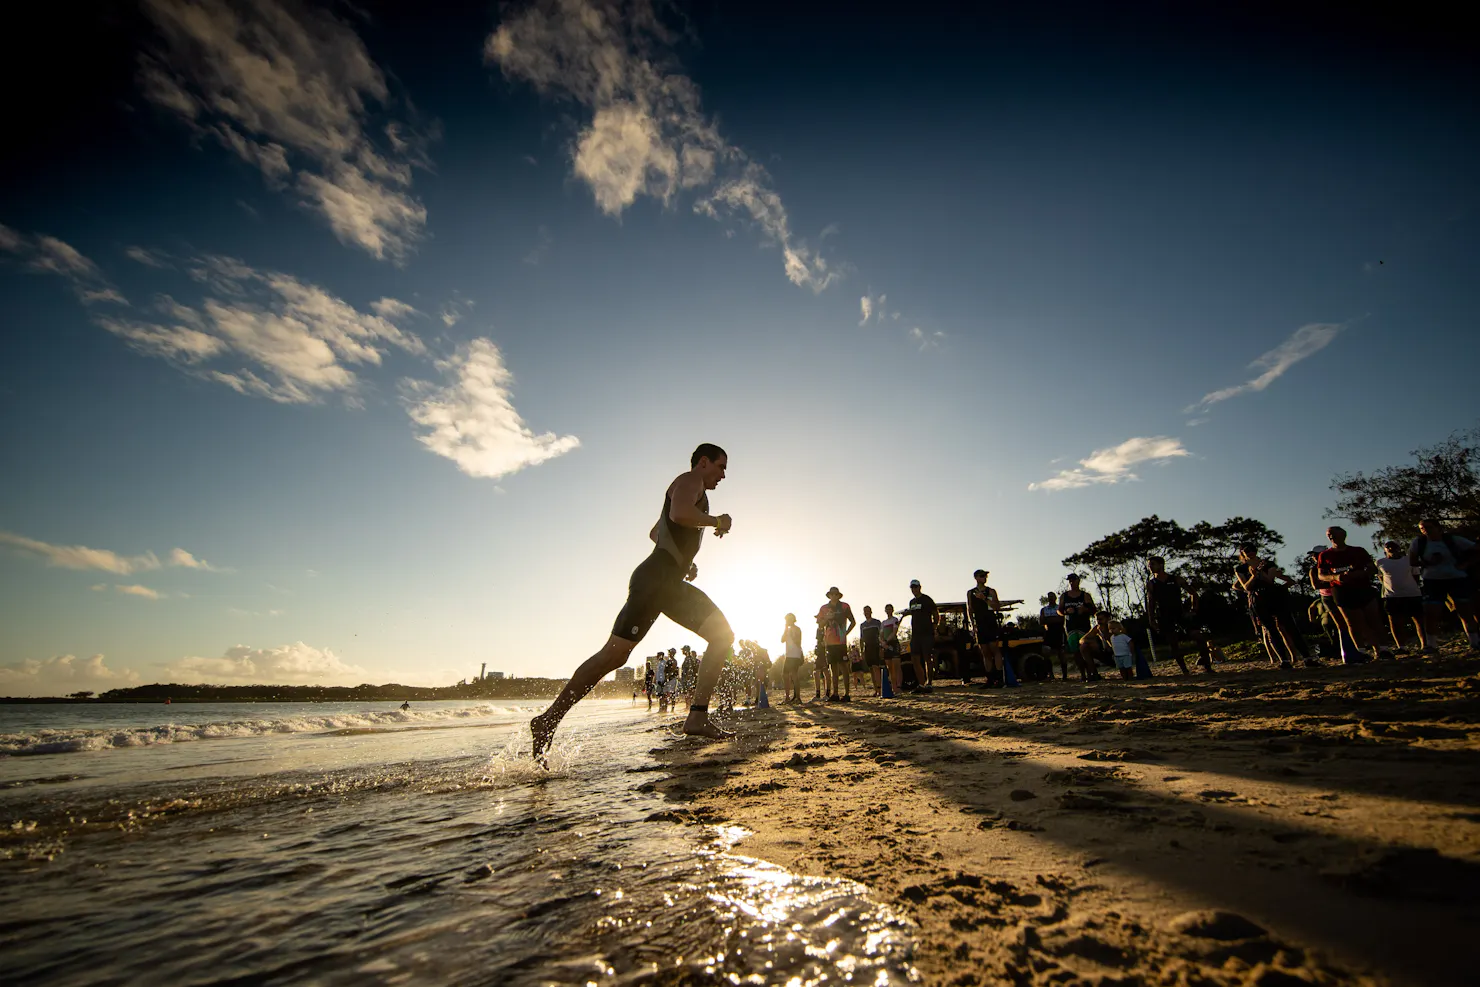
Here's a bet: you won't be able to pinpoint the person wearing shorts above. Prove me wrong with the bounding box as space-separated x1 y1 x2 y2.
1060 574 1099 681
880 604 903 695
781 612 806 702
1317 526 1389 661
859 606 884 696
1409 518 1479 653
905 579 937 692
1040 593 1068 680
1236 546 1316 668
967 569 1004 687
1375 540 1426 653
1109 621 1136 680
816 586 856 702
530 444 736 762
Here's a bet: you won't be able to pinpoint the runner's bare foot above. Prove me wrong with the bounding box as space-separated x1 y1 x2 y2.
530 712 556 765
682 713 735 740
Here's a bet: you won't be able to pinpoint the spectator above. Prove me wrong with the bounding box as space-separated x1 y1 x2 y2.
1078 610 1114 676
1109 620 1136 680
904 579 938 693
1317 526 1389 661
860 606 884 696
967 569 1004 687
1145 556 1200 674
880 603 904 695
813 616 828 701
1375 540 1427 654
1060 574 1098 680
1409 518 1480 653
1236 545 1317 669
781 613 806 702
1040 592 1069 680
816 586 857 702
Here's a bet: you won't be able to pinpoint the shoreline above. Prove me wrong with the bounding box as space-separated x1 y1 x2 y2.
648 648 1480 986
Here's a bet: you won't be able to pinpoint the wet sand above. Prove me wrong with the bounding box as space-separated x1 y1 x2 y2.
651 647 1480 986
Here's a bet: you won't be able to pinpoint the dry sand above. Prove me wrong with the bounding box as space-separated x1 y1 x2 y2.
648 647 1480 986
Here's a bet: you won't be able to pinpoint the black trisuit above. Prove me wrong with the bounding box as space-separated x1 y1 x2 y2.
611 486 722 642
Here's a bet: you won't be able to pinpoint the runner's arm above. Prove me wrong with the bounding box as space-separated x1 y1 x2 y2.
667 473 725 529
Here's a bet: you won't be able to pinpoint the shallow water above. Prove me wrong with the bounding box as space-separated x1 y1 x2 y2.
0 701 917 985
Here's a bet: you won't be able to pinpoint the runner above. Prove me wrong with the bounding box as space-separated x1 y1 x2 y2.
1375 540 1426 654
530 444 736 762
1060 574 1100 681
1145 556 1195 675
816 587 857 702
967 569 1003 687
1236 546 1317 668
781 613 806 702
859 606 883 696
1409 518 1480 653
1040 592 1069 680
1317 526 1390 662
880 603 903 695
904 579 937 693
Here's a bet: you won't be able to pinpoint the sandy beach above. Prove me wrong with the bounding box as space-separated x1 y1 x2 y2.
649 648 1480 986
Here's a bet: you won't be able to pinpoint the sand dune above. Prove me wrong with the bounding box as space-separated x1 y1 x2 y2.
649 649 1480 986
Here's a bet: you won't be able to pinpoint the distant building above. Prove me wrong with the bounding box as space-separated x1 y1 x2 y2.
614 667 636 684
486 671 505 680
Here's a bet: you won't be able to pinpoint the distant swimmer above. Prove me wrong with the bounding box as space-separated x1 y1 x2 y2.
400 701 411 711
530 444 737 762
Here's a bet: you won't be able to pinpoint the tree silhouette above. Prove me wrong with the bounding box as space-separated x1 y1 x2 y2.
1327 426 1480 545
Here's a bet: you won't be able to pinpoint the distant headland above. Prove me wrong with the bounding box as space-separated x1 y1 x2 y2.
0 677 635 704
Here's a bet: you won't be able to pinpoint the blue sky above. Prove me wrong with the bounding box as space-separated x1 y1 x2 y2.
2 0 1477 695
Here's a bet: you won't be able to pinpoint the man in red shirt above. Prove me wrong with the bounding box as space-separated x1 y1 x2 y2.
816 587 857 702
1316 526 1389 662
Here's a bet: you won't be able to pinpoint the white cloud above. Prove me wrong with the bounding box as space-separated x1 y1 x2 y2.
167 641 365 685
168 547 226 572
908 326 945 350
1029 436 1190 492
114 584 163 600
139 0 430 262
439 297 474 327
97 256 425 403
0 225 127 306
0 654 140 696
486 0 834 291
0 531 161 574
125 245 172 268
405 338 580 480
1185 322 1344 413
859 295 872 325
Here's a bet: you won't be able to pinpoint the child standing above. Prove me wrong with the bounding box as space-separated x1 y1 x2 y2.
1110 621 1136 680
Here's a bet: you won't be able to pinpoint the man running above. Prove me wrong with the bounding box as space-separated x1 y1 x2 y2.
531 444 736 761
905 579 938 692
816 587 857 701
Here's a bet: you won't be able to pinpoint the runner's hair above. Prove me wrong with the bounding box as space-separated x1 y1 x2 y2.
691 442 727 467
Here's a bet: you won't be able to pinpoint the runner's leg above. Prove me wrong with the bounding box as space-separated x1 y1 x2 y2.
685 610 737 738
532 634 638 760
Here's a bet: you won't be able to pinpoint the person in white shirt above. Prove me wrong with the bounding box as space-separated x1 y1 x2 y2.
780 613 806 702
1375 540 1427 654
1109 620 1136 680
1408 518 1479 652
880 604 903 696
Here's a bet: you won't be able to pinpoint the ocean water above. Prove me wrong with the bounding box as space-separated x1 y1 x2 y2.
0 700 918 985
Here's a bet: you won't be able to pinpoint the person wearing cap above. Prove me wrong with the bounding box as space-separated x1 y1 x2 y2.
967 569 1005 687
904 579 938 692
781 613 806 702
1375 540 1427 654
1059 574 1096 672
859 606 884 696
816 587 857 702
880 603 903 694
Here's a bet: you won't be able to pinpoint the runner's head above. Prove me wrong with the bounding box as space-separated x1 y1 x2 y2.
1237 543 1256 563
909 579 921 594
885 603 895 615
1045 592 1057 603
1147 555 1165 574
1109 620 1126 635
691 443 728 489
1067 573 1081 587
973 569 988 585
1325 525 1348 547
668 648 676 657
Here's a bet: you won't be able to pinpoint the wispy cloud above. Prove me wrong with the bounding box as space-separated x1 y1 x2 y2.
96 255 425 404
1029 436 1190 492
167 641 365 685
125 245 172 268
1184 322 1344 413
1 531 224 575
908 326 946 350
114 584 164 600
439 296 474 327
0 225 128 306
138 0 432 262
523 225 554 266
404 338 580 480
486 0 835 291
0 654 139 695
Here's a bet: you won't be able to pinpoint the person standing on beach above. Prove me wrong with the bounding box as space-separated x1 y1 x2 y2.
859 606 883 696
967 569 1004 687
530 444 736 761
1375 540 1427 654
1145 556 1217 674
781 613 806 702
1409 518 1480 653
1060 574 1095 657
1317 526 1389 662
880 603 903 695
1236 546 1316 668
1040 592 1069 680
905 579 938 693
643 658 655 709
816 587 857 702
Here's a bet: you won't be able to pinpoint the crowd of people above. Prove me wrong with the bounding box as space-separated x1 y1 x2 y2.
634 519 1478 706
